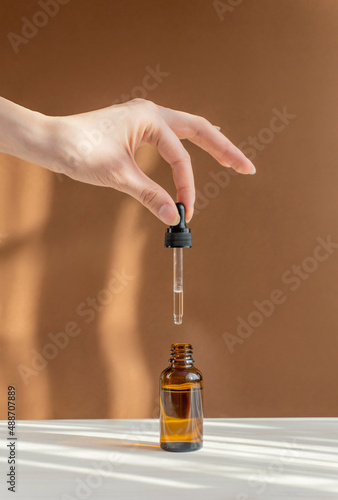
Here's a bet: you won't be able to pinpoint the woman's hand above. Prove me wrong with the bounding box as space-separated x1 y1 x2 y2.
0 97 256 224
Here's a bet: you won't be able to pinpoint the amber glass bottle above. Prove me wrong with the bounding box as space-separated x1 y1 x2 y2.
160 343 203 452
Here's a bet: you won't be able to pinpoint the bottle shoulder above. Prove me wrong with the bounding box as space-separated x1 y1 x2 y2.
160 365 203 385
194 367 203 380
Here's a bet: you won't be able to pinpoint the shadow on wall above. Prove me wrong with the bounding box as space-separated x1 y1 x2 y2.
34 176 115 418
1 0 338 419
0 163 115 418
0 146 160 419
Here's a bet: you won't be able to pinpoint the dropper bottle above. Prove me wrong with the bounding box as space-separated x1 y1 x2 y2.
164 203 191 325
160 343 203 452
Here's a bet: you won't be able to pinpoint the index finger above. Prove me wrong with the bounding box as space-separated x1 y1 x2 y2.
159 107 256 175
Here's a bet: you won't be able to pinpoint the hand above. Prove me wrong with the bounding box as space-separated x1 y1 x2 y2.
1 98 256 225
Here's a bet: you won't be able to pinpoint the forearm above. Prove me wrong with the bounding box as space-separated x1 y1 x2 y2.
0 97 50 165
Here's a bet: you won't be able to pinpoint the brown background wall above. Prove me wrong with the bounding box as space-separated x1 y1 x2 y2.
0 0 338 419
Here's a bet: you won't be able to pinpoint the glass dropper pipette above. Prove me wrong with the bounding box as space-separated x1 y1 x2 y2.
165 203 192 325
173 247 183 324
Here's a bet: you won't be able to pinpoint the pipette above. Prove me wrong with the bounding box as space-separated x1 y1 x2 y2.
165 203 191 325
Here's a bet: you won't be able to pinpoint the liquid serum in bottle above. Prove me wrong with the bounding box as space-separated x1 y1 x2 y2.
164 203 191 325
160 343 203 452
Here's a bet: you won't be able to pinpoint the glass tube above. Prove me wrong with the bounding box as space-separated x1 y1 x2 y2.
173 247 183 325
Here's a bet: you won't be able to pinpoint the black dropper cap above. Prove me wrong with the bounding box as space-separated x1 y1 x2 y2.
164 203 192 248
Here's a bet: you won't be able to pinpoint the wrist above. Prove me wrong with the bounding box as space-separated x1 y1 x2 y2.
0 97 67 177
25 113 77 176
15 109 57 170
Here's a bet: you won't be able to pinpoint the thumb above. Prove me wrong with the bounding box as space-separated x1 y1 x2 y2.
123 162 180 225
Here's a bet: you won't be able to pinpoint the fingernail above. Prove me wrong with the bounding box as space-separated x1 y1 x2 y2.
214 125 221 130
186 212 193 223
250 165 256 175
159 204 180 225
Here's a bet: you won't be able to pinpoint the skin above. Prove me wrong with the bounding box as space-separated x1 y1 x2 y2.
0 97 256 225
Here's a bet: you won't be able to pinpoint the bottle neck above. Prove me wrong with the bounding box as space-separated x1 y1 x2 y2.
169 343 194 368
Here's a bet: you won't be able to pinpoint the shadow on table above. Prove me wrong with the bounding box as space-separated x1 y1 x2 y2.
4 419 338 496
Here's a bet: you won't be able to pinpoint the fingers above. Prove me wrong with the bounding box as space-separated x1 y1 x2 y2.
143 121 195 222
158 106 256 175
122 159 180 225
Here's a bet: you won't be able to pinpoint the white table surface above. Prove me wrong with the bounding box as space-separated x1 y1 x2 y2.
1 418 338 499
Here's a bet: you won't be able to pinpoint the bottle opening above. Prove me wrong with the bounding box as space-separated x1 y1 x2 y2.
170 343 194 366
171 342 192 349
